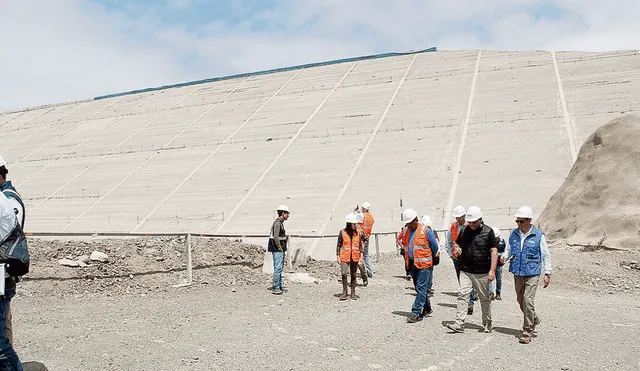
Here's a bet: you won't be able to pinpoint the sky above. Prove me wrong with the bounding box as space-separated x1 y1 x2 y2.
1 0 639 111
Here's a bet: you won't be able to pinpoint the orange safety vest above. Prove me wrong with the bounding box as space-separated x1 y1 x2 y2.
362 212 374 238
399 223 433 270
340 230 361 263
450 221 465 258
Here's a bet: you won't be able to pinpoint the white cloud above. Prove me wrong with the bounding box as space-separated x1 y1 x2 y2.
1 0 639 111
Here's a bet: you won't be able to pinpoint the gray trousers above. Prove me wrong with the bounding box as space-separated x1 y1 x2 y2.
455 271 492 327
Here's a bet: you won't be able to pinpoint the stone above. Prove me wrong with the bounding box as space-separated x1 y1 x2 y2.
77 261 88 268
58 259 79 267
77 255 91 264
90 251 109 263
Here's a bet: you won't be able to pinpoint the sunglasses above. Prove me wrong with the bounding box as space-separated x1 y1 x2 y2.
515 219 528 224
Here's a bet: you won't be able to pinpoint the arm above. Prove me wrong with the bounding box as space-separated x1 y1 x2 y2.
540 234 552 287
359 230 367 252
336 233 343 262
273 221 282 252
445 228 453 257
488 229 498 281
426 229 439 257
501 238 512 263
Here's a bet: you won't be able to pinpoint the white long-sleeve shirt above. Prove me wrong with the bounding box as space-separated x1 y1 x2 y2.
0 192 17 242
503 227 552 275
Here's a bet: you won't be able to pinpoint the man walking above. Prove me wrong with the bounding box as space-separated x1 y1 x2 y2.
268 205 290 295
0 155 24 347
355 201 374 277
399 209 439 323
501 206 552 344
445 205 475 314
447 206 498 333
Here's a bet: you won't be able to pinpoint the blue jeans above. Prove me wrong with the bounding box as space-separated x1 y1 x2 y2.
489 265 504 294
411 267 433 316
453 259 475 305
363 243 373 276
272 252 285 292
0 290 22 371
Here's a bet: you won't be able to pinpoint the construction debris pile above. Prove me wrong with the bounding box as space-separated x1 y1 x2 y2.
538 115 640 249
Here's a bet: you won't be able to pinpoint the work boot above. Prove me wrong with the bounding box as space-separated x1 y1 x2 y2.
447 323 464 333
490 293 495 301
519 334 531 344
350 280 358 299
533 317 541 331
420 307 433 318
428 288 435 297
350 292 359 300
495 292 502 300
406 315 422 323
362 277 368 287
339 276 349 300
483 322 493 333
339 292 349 301
467 305 474 315
367 272 373 278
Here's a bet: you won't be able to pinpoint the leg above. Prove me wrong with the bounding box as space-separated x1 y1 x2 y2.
357 261 368 286
271 252 284 294
428 270 435 296
409 260 417 290
454 271 474 327
410 268 429 318
496 265 503 299
453 259 461 282
422 268 434 314
5 304 11 346
470 273 492 328
522 276 540 337
514 276 526 313
364 242 373 277
349 262 359 299
339 262 349 300
0 295 22 371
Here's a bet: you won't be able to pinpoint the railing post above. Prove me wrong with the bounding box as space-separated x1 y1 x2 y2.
394 232 399 256
375 234 380 263
186 233 193 285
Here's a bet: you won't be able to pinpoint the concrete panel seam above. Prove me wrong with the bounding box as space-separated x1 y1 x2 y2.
213 62 358 234
0 107 54 133
18 93 157 182
3 101 90 153
0 111 26 128
307 54 418 256
551 51 578 163
440 50 482 231
130 70 303 233
29 87 200 212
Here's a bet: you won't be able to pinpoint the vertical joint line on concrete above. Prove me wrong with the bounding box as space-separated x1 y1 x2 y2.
20 92 161 184
440 50 482 232
551 51 578 163
308 55 418 255
30 87 200 212
64 78 252 232
130 70 304 233
213 62 358 234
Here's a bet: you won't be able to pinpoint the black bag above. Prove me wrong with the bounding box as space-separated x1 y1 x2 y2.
0 220 30 277
433 254 440 266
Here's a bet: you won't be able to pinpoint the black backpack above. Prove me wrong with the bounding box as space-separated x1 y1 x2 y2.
0 218 30 277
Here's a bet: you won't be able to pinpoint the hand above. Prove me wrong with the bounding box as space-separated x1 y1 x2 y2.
336 256 341 264
499 255 505 264
488 270 496 282
278 248 284 253
543 274 551 288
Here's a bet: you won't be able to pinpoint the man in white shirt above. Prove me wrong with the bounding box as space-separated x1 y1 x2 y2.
501 206 552 344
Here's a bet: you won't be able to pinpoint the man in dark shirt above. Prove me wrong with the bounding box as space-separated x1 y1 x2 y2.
268 205 290 295
447 206 498 334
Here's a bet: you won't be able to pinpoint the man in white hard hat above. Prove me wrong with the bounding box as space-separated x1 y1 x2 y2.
489 227 506 300
337 213 364 300
445 205 476 313
420 215 440 297
501 206 552 344
355 212 369 286
0 191 24 368
268 205 290 295
0 154 24 346
447 206 498 334
399 209 439 323
354 201 374 278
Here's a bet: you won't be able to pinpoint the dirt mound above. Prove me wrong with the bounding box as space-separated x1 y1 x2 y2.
538 114 640 249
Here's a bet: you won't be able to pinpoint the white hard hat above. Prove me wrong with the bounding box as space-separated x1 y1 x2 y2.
514 206 533 219
466 206 483 222
492 227 501 238
452 205 466 218
276 204 290 213
0 155 6 168
421 215 433 227
345 213 358 224
361 201 371 210
355 212 364 223
401 209 418 224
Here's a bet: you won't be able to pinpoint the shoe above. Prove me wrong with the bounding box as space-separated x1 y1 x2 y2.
405 275 411 281
447 323 464 333
272 290 283 295
533 317 541 331
362 279 368 287
490 293 495 301
350 293 360 300
428 288 435 297
420 307 433 318
483 323 493 333
367 272 373 278
519 335 531 344
339 293 349 301
495 293 502 300
467 306 474 315
407 315 422 323
280 287 288 293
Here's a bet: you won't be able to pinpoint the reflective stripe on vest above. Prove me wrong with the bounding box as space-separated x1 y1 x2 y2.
400 224 433 269
340 230 361 263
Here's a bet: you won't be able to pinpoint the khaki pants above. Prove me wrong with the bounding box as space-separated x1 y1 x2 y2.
514 275 540 336
456 271 492 327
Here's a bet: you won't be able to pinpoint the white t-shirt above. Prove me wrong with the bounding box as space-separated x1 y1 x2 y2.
0 192 17 242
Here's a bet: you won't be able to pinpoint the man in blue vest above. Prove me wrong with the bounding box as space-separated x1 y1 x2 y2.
501 206 552 344
0 155 24 348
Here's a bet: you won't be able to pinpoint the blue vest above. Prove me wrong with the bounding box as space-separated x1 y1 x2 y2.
508 226 543 277
1 181 25 228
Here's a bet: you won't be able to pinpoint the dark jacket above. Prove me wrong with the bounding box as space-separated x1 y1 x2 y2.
267 218 287 252
456 224 496 274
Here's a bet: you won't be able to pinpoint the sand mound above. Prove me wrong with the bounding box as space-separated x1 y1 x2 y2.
538 114 640 249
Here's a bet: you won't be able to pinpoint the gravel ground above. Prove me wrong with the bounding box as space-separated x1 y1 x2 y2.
10 238 640 370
